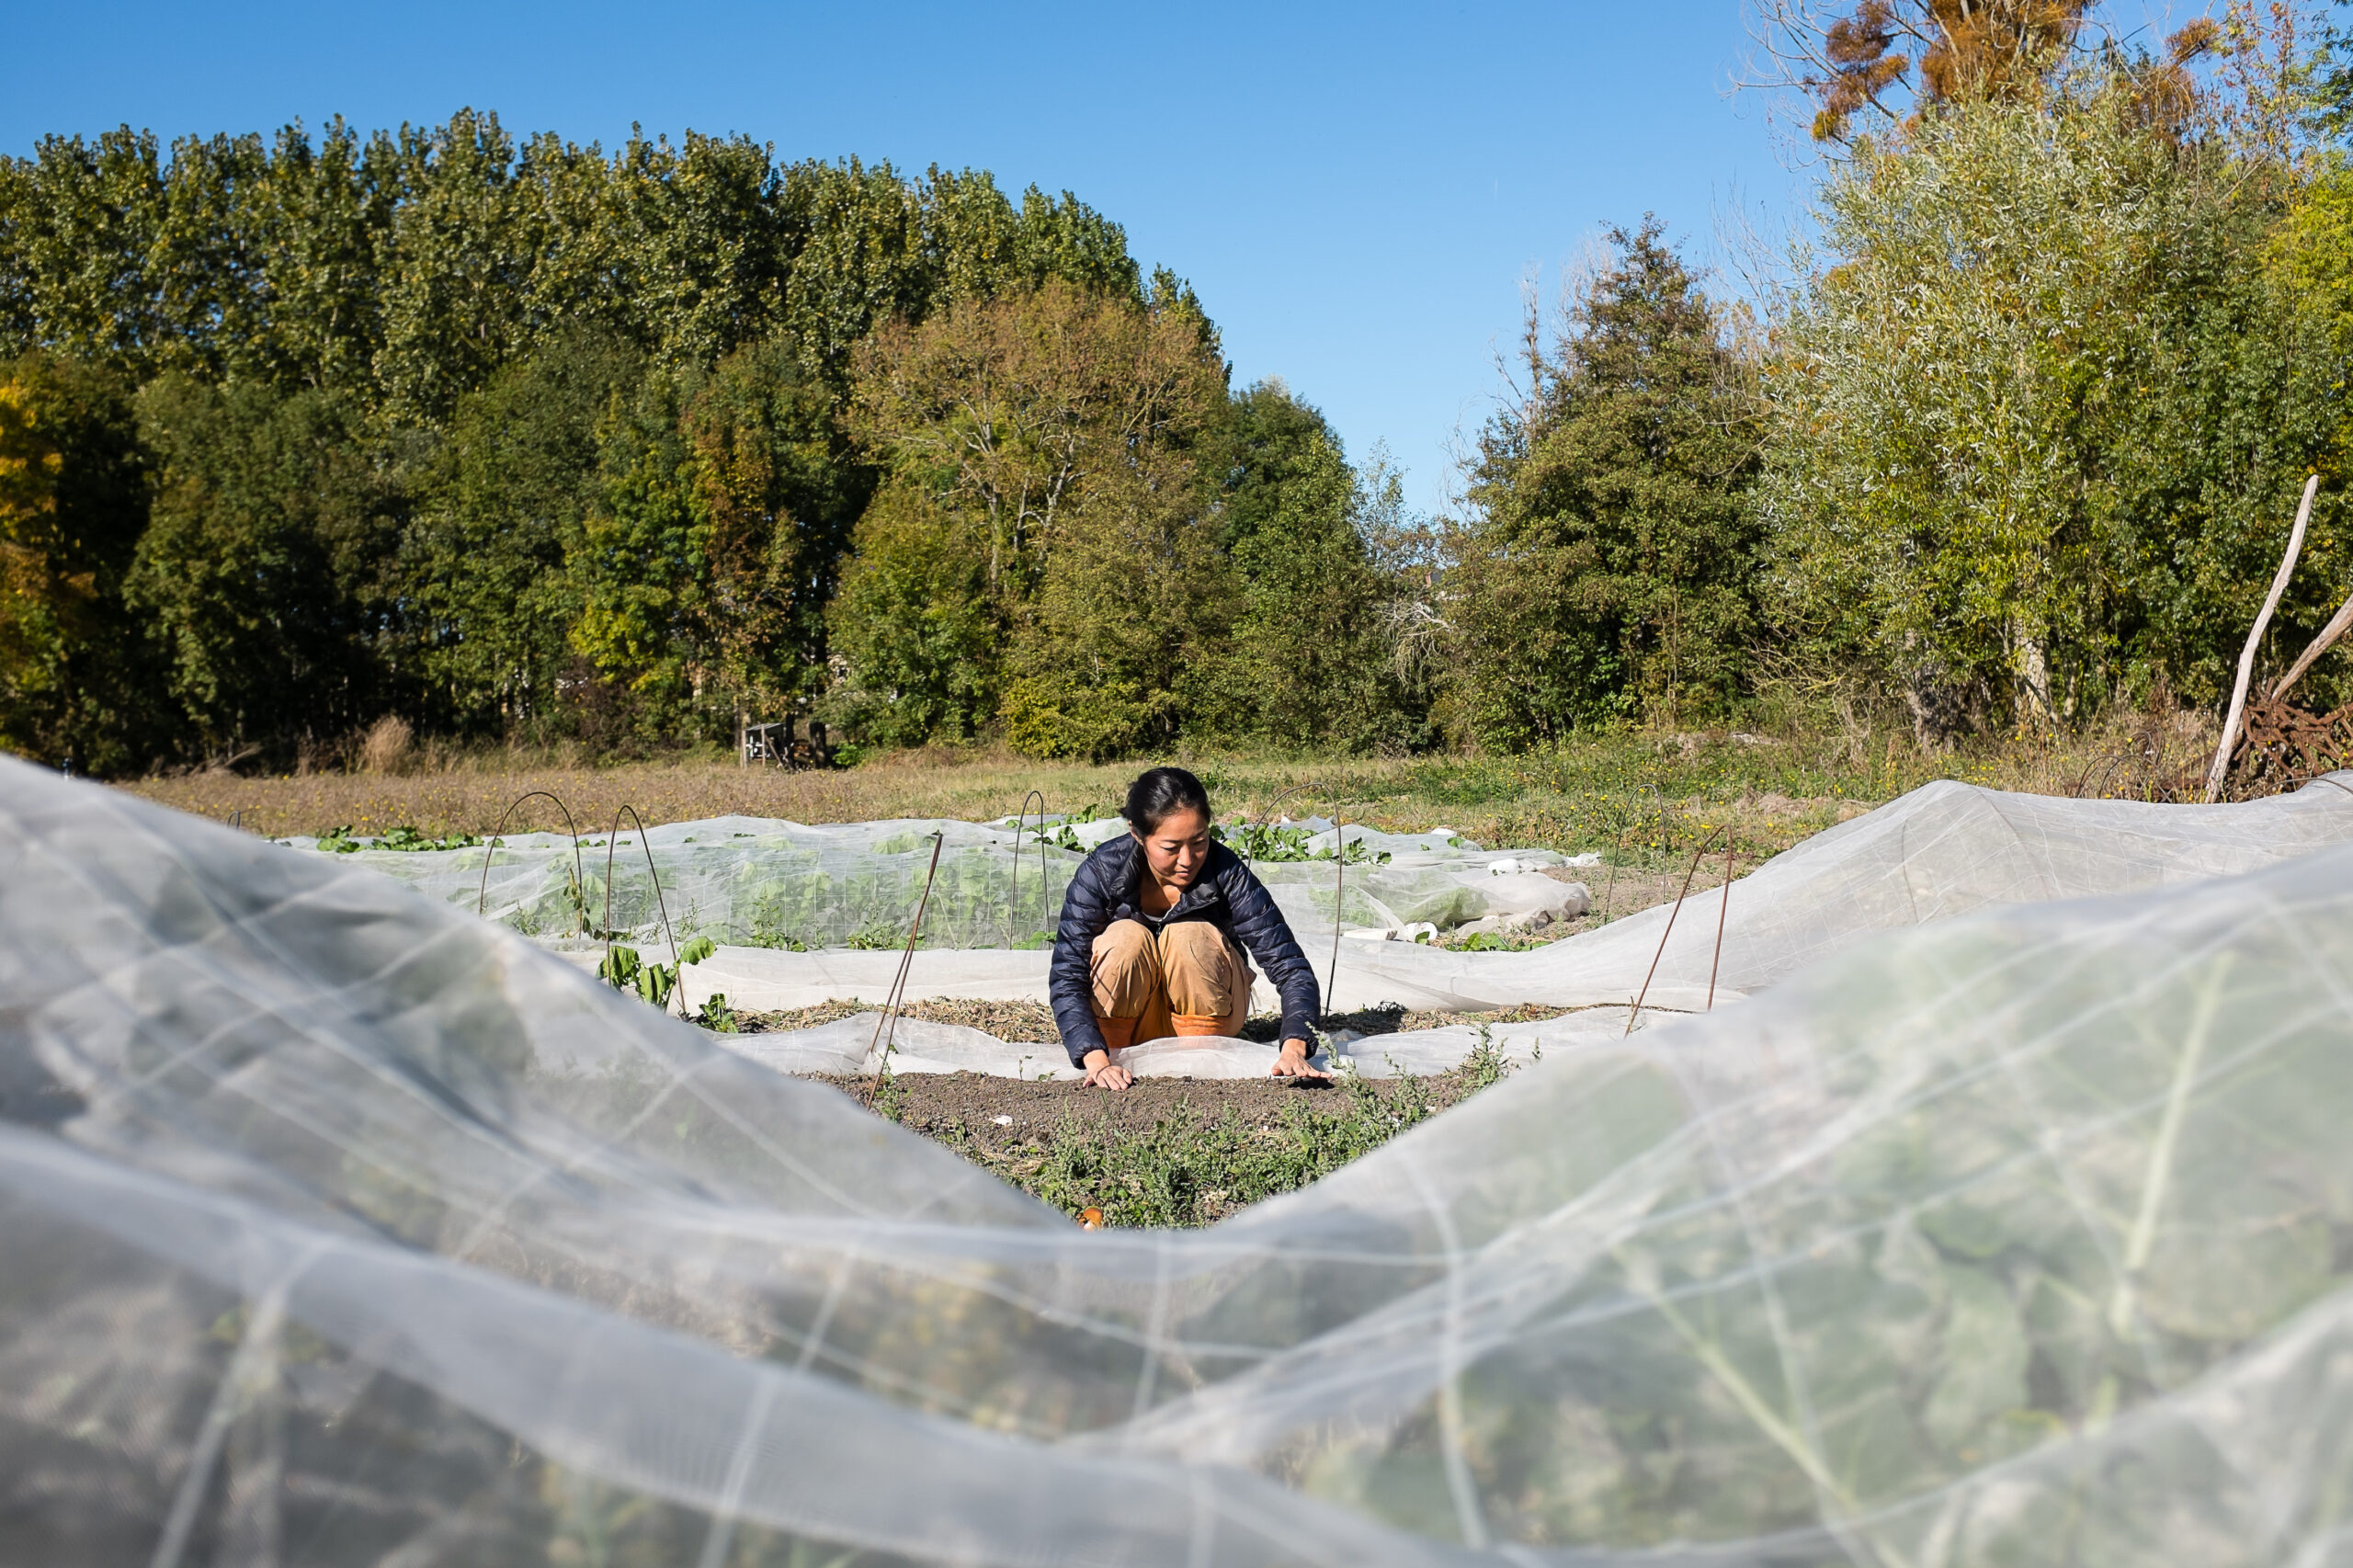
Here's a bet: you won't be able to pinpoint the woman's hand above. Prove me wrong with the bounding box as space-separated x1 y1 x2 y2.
1271 1039 1330 1081
1083 1049 1133 1091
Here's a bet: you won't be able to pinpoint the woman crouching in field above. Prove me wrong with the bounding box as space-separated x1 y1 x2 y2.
1050 767 1329 1091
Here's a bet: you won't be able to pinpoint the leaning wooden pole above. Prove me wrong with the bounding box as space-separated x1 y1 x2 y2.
2271 584 2353 706
1625 825 1724 1037
2205 474 2320 802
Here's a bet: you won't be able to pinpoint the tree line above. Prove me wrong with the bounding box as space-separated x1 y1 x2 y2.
5 3 2351 775
0 110 1415 771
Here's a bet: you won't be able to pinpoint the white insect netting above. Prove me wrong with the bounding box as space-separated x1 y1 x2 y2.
291 813 1578 955
482 774 2353 1080
286 777 2353 1084
9 756 2353 1565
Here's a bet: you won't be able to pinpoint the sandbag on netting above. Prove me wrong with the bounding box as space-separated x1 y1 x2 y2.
8 757 2353 1565
286 810 1581 951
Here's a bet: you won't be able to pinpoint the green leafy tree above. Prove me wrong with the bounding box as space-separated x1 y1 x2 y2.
130 376 400 753
401 324 643 736
0 353 155 770
0 112 1166 767
920 168 1142 310
565 332 853 742
565 367 701 736
0 115 1149 421
145 131 278 385
2096 161 2350 711
774 162 1144 390
1191 381 1419 752
0 130 169 372
835 277 1230 757
675 331 861 716
2268 164 2353 653
591 131 788 370
1004 443 1234 760
1760 80 2342 736
1457 221 1761 747
371 110 544 426
242 120 396 394
820 478 1000 747
0 122 399 392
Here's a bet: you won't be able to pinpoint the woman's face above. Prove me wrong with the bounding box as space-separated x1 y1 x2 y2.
1134 806 1211 889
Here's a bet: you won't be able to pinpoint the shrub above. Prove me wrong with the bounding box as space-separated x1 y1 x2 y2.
359 714 414 775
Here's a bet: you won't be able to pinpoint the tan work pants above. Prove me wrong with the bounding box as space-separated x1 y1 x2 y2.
1090 920 1253 1050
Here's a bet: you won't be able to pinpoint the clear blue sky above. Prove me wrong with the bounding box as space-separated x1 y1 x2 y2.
7 0 1802 516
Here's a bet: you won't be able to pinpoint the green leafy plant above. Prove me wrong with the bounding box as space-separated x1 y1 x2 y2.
1449 930 1553 953
1026 806 1109 853
1213 819 1392 864
596 944 665 1006
316 824 485 854
1033 822 1090 851
1460 1023 1516 1089
1015 1072 1446 1226
694 993 737 1032
597 935 714 1012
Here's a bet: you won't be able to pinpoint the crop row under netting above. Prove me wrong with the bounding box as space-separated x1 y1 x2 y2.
9 758 2353 1565
288 808 1583 952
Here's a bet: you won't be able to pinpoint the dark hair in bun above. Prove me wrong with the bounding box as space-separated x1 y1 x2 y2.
1123 766 1211 835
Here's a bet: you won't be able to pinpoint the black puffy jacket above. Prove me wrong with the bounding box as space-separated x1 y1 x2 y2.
1049 834 1321 1065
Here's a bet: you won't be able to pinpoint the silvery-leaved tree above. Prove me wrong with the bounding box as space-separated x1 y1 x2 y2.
1759 68 2344 741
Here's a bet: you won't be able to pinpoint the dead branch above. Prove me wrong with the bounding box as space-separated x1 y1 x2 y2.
2205 474 2318 802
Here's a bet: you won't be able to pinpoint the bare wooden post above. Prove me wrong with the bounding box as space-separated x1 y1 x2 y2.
1626 825 1724 1037
2205 475 2319 802
871 832 947 1062
2271 585 2353 705
1706 838 1737 1011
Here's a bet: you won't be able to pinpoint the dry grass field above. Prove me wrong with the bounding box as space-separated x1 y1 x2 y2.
119 745 1866 868
114 702 2223 872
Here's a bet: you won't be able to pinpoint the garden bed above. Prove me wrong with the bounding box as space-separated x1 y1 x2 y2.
817 1041 1518 1227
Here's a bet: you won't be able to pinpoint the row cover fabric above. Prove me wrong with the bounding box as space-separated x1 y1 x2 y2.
717 1009 1631 1082
286 813 1574 951
8 756 2353 1563
637 775 2353 1079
